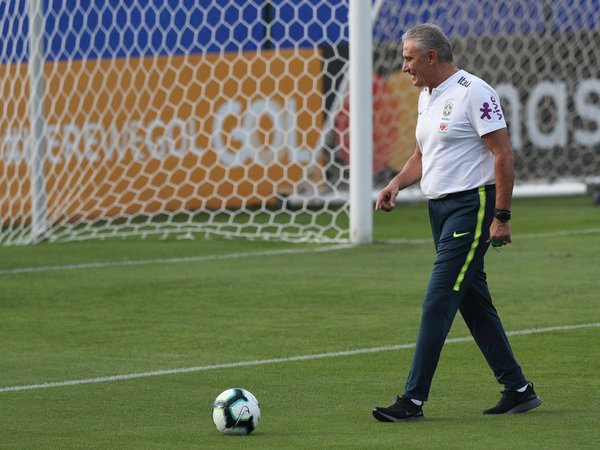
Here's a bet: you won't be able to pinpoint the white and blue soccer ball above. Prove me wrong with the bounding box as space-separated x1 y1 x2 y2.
212 388 260 435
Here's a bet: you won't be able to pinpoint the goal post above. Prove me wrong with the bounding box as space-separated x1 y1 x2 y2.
1 1 598 247
349 0 373 244
27 0 48 241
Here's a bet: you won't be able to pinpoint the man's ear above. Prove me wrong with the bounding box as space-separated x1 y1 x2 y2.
428 49 436 64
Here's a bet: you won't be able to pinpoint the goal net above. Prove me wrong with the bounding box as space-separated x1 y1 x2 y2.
1 1 598 245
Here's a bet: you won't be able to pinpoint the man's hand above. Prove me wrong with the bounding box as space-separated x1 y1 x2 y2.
376 185 399 212
489 219 512 247
375 145 422 212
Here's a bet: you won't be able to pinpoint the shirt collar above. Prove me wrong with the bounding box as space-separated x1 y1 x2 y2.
426 69 465 95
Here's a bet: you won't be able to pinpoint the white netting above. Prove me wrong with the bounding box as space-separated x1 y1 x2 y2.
374 0 600 184
1 1 599 245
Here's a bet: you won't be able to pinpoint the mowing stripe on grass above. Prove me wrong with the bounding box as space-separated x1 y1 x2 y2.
381 226 600 245
2 227 599 276
1 322 598 393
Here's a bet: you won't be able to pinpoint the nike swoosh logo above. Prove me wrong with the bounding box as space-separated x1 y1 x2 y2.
453 231 471 238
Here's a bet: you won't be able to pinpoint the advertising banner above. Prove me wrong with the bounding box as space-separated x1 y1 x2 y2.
454 30 600 180
0 48 323 221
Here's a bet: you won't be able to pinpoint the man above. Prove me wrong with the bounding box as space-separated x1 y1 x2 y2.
372 24 542 422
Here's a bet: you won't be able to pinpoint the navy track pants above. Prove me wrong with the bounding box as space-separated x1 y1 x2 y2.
403 185 527 401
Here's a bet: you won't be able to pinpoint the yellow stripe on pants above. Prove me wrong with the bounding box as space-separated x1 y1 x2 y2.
452 186 486 292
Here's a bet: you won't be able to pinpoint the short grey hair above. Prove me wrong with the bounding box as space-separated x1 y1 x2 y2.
402 24 453 63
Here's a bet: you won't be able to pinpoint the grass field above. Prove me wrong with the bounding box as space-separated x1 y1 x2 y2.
1 195 599 449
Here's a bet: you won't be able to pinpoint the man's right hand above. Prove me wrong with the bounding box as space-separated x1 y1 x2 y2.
375 185 398 211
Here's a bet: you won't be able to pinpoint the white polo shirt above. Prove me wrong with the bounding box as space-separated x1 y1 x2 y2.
415 69 506 199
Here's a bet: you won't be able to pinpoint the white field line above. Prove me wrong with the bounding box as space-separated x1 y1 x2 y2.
1 322 598 394
0 244 355 276
2 227 599 276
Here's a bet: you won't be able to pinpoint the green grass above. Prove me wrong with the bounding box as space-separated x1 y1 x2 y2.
1 195 599 449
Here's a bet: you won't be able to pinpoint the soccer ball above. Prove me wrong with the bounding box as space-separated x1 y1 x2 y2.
212 388 260 435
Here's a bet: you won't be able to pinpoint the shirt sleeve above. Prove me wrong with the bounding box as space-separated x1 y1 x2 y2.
466 82 507 137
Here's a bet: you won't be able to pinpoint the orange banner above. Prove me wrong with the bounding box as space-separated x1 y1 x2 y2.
0 48 323 223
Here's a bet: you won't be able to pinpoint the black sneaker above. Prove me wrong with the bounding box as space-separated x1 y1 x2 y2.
483 382 543 414
373 396 425 422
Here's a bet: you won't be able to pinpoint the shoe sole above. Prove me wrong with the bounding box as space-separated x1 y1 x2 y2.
372 409 425 423
505 396 543 414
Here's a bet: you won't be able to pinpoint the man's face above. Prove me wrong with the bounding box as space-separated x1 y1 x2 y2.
402 39 431 88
